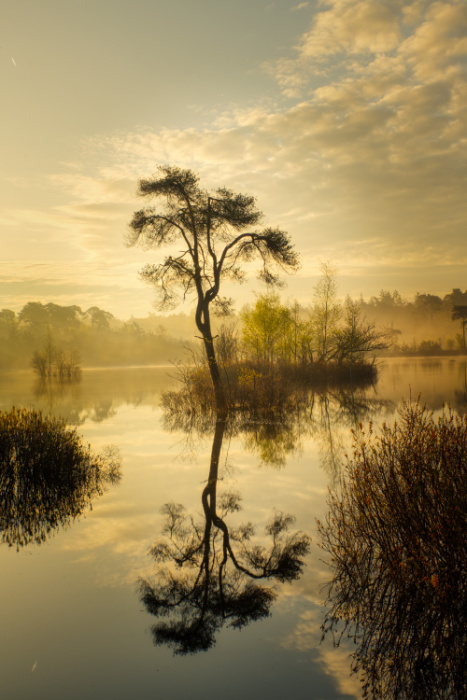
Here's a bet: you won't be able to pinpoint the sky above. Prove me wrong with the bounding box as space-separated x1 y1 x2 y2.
1 0 467 320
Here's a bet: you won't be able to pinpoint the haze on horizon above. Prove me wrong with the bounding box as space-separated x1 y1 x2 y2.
1 0 467 320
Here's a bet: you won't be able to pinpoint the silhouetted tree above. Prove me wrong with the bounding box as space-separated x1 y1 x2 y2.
413 293 443 322
31 330 81 380
126 166 300 411
139 419 310 653
334 297 390 371
85 306 114 330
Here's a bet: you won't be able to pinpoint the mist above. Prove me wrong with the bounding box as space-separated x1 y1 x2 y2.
2 287 466 373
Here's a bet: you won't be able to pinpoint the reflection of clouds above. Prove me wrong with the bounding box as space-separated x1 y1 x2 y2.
282 607 323 652
318 647 362 700
62 505 168 586
282 606 361 699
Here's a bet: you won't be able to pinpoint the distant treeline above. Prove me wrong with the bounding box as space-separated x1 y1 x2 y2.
225 285 467 365
1 287 466 370
0 302 193 370
359 288 467 354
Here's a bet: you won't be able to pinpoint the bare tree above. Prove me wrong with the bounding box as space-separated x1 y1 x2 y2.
311 262 341 363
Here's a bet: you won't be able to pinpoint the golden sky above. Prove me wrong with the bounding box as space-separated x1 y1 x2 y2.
1 0 467 318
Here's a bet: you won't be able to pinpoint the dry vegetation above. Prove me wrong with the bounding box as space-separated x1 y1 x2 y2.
0 407 120 548
319 402 467 699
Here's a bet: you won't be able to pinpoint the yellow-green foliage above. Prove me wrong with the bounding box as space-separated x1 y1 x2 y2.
241 292 295 365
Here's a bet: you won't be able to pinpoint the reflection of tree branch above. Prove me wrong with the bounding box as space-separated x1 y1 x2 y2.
139 418 311 654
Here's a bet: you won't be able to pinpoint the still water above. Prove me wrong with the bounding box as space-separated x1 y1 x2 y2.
0 359 465 700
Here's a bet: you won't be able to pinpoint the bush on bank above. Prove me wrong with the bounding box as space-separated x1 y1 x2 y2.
319 402 467 699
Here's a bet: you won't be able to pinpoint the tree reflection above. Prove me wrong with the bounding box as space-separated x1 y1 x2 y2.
33 378 118 424
0 407 121 549
320 403 467 699
162 385 393 475
309 389 393 482
139 418 311 654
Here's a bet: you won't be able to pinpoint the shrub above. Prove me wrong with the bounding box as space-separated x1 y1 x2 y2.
319 402 467 698
0 407 120 548
162 357 377 417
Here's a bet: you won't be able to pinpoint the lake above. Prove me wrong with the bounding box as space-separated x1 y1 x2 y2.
0 358 465 700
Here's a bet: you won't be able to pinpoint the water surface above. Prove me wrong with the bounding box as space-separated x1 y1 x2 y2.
0 359 465 700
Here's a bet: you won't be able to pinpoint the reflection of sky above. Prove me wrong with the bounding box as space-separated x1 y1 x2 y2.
1 360 466 699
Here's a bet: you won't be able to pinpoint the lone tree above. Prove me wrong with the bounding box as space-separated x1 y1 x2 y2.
126 166 300 411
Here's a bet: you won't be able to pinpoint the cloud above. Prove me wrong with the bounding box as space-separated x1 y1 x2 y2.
399 1 467 79
92 65 466 266
22 0 465 281
299 0 403 60
5 1 467 314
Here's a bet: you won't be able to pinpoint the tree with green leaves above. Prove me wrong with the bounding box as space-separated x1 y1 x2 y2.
126 166 300 411
241 292 294 366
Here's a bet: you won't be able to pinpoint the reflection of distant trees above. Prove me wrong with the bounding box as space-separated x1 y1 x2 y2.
139 419 311 654
27 367 178 424
33 379 117 424
320 403 467 699
0 408 121 549
453 362 467 410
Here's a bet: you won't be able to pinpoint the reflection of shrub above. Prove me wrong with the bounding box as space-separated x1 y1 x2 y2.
0 407 120 548
320 402 467 698
162 359 376 415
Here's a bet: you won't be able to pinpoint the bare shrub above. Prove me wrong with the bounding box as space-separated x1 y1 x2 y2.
320 401 467 699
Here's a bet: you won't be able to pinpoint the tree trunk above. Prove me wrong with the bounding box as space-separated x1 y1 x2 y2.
202 334 226 412
196 300 226 413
